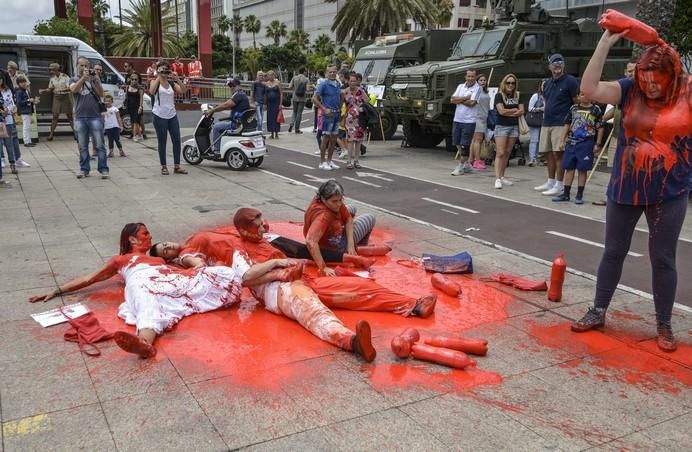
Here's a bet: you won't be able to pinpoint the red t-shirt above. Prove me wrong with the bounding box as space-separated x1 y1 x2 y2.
303 198 351 251
179 231 244 266
242 238 286 262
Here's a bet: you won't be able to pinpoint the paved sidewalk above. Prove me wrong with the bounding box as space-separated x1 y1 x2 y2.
0 137 690 451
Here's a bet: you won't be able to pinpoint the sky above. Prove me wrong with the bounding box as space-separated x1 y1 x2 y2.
0 0 131 35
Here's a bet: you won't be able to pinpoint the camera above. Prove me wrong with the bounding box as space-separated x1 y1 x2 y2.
159 69 172 76
88 69 96 76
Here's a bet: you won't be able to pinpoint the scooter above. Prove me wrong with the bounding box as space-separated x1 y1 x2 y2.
182 104 267 170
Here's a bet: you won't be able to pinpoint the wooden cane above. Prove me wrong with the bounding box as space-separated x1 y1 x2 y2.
373 71 386 142
586 128 614 186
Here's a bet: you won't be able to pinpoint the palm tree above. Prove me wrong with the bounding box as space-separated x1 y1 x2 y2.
327 0 436 43
112 0 183 57
216 14 231 37
265 20 287 45
432 0 454 29
288 29 311 51
231 13 244 49
244 15 261 49
312 33 334 57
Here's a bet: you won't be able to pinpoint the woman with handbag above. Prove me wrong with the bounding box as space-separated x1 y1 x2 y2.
150 61 187 175
492 74 524 189
264 70 283 139
527 81 545 166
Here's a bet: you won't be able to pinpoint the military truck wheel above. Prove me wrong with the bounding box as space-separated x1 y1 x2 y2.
402 121 441 148
370 110 397 141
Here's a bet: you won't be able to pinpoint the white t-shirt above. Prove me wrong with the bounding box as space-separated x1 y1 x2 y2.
1 89 16 125
452 82 481 124
152 83 176 119
103 106 120 129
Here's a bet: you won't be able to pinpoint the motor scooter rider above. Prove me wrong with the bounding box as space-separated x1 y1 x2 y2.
206 78 250 156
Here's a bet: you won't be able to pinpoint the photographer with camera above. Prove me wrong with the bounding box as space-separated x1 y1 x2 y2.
69 57 109 179
150 61 187 175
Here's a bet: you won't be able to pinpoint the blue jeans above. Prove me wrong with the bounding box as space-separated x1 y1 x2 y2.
255 103 264 132
75 117 108 174
0 123 21 162
528 127 541 160
212 120 237 153
152 114 181 166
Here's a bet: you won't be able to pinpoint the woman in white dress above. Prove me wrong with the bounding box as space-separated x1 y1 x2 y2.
30 223 296 358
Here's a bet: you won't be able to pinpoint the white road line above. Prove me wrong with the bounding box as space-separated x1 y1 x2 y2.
259 168 690 313
440 208 460 215
342 176 381 188
422 197 479 214
287 161 314 170
546 230 644 257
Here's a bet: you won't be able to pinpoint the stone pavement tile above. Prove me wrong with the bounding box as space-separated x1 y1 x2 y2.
615 412 691 451
473 252 549 277
399 392 556 450
319 407 449 451
0 287 66 322
425 236 497 256
190 375 314 450
392 241 453 259
502 274 596 311
0 347 98 421
0 262 56 292
527 351 690 444
241 428 334 451
84 348 185 403
0 244 47 263
2 403 116 452
279 355 391 427
0 318 73 364
102 385 227 452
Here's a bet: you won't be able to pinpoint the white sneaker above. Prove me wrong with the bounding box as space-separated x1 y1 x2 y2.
542 185 563 196
462 162 473 173
313 150 321 155
451 164 462 176
319 162 333 171
328 161 340 169
1 159 4 168
501 177 513 186
534 180 554 191
494 179 503 189
338 150 348 159
16 159 31 168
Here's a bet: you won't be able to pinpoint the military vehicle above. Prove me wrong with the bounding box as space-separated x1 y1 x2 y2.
385 1 633 149
351 30 463 140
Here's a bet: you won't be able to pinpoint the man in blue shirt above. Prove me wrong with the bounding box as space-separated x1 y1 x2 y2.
206 79 251 156
534 53 579 196
312 65 343 170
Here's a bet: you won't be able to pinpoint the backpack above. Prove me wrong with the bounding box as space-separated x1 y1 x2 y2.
486 109 497 131
359 102 380 129
294 77 307 97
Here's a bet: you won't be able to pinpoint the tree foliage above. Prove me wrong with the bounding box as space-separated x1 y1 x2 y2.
241 47 263 75
432 0 454 29
110 0 184 57
312 34 335 57
265 20 288 45
216 15 231 36
668 0 691 72
288 29 311 50
175 31 198 58
212 34 234 76
33 17 90 43
260 43 306 77
231 14 244 49
328 0 436 43
244 15 262 49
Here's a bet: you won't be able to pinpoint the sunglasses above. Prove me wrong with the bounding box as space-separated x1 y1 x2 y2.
505 81 516 85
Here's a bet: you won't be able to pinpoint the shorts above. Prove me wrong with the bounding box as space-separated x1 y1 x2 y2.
52 94 73 115
320 111 340 135
538 126 563 155
452 121 475 148
494 125 519 137
562 140 595 171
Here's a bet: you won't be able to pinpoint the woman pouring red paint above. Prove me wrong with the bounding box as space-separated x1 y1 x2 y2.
571 23 690 351
29 223 295 359
304 179 376 277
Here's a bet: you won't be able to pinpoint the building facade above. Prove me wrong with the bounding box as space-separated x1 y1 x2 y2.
162 0 195 36
451 0 495 31
231 0 342 48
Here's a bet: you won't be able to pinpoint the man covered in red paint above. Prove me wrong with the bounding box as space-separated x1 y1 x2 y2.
150 228 379 362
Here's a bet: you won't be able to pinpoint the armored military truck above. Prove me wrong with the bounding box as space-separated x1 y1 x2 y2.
352 30 463 140
385 3 632 149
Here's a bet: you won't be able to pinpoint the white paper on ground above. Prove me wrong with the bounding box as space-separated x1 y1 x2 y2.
352 270 371 278
31 303 90 328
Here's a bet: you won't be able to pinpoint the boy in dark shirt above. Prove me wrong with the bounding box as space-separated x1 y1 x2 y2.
553 91 604 204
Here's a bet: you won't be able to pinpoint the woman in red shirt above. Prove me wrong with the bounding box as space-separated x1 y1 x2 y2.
304 180 375 276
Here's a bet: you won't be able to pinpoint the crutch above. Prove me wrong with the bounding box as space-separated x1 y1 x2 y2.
586 128 614 186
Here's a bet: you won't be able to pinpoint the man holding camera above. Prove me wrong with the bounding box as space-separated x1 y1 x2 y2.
70 57 109 179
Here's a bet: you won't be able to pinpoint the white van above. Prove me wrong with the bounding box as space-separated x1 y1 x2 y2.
0 34 152 133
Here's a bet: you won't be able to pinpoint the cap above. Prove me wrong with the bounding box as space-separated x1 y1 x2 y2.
226 78 241 88
548 53 565 65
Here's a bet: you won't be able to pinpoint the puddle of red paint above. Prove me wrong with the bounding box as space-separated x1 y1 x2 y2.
525 320 691 393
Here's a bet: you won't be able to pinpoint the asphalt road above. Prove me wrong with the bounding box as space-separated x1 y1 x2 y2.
261 145 692 309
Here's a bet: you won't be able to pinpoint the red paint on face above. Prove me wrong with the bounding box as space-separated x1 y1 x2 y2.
637 70 670 100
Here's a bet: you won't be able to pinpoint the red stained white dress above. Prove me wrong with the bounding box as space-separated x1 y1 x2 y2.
116 254 250 333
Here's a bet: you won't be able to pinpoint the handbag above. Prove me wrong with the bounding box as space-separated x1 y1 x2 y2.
277 109 285 124
518 115 529 135
85 81 107 113
0 122 7 138
422 252 473 274
61 307 113 357
479 140 492 160
525 111 543 128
